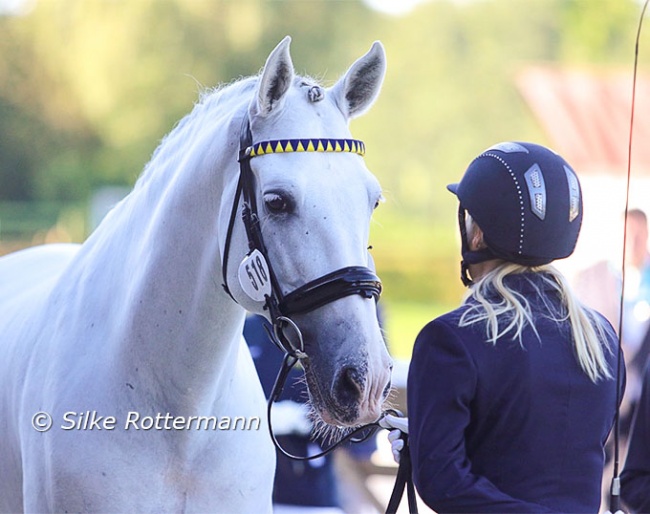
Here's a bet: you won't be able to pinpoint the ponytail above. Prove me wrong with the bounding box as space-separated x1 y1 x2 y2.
459 263 614 383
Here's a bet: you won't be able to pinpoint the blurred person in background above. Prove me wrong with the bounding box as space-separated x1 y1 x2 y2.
574 208 650 437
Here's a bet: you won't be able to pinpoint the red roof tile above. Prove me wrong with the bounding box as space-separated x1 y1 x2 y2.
517 67 650 176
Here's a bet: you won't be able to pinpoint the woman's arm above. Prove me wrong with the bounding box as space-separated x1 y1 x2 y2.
407 319 552 513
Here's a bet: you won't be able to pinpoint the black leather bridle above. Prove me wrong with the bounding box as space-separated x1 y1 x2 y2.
221 117 382 357
220 115 415 514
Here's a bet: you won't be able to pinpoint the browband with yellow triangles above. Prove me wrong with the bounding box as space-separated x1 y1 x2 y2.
242 138 365 159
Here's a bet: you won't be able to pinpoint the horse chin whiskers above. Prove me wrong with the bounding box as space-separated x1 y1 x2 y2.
308 405 358 444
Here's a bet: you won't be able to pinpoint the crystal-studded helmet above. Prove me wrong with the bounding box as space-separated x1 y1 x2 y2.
447 142 583 275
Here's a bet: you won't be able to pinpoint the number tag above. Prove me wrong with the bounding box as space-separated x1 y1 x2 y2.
238 249 272 302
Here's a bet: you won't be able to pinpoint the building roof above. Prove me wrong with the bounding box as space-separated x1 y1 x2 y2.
517 66 650 176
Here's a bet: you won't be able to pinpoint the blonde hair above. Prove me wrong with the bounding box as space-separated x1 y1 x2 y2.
459 262 614 383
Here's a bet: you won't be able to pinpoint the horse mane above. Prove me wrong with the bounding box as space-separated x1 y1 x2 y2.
132 73 325 193
133 77 258 190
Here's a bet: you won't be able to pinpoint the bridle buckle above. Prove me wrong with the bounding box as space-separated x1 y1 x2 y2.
273 315 306 359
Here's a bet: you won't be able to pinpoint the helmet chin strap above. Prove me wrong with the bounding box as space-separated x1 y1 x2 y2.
457 205 555 286
457 205 498 287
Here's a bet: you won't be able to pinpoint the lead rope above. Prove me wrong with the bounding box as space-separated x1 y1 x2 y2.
385 435 417 514
610 2 649 511
266 353 381 461
267 352 418 513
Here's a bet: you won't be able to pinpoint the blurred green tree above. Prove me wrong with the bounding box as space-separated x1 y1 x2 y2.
0 0 646 333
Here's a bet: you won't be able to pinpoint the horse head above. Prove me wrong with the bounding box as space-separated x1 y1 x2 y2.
223 37 392 428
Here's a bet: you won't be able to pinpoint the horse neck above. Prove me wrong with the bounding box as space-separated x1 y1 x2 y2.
80 104 249 414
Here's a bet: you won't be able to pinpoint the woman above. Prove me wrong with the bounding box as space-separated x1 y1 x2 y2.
405 142 621 512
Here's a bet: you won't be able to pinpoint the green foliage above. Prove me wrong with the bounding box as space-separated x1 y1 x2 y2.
0 0 647 343
382 299 452 359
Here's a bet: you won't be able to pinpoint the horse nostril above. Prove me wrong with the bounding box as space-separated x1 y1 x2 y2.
333 365 364 405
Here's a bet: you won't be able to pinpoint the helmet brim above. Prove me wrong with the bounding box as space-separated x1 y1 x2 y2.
447 183 460 195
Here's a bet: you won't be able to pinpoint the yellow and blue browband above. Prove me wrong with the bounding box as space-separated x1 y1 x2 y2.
241 138 366 160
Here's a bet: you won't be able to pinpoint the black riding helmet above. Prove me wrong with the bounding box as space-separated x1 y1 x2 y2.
447 141 583 286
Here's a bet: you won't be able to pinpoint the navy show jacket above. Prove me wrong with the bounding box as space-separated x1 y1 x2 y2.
407 272 621 513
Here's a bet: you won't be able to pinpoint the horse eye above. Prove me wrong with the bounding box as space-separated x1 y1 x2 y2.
264 192 291 214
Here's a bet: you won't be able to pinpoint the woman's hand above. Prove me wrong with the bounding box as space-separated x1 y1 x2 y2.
380 413 409 463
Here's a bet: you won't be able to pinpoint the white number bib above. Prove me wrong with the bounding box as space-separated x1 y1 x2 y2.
238 249 272 302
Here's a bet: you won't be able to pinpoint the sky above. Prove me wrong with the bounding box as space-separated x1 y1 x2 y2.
0 0 466 18
0 0 34 16
361 0 481 16
362 0 432 16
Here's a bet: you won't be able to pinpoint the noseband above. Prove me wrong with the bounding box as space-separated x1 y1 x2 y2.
221 117 382 357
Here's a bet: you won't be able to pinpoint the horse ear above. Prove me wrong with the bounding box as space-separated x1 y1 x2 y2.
253 36 295 117
330 41 386 120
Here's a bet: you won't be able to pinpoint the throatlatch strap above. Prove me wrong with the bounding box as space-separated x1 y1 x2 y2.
221 173 245 301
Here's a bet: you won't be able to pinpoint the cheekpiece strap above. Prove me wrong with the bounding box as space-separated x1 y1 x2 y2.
240 138 365 160
231 119 379 349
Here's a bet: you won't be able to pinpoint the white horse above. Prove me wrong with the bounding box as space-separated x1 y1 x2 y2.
0 37 392 513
